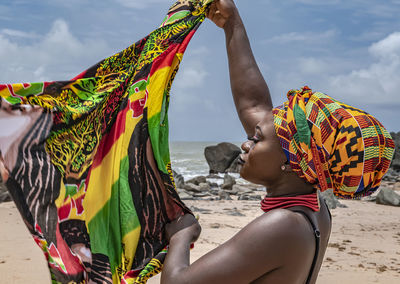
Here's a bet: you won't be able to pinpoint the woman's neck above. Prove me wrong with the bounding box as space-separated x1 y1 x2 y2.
265 172 315 197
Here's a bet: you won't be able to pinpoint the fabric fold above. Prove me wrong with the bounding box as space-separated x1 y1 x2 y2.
0 1 213 283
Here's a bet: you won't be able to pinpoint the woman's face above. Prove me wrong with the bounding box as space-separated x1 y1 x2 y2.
238 116 287 186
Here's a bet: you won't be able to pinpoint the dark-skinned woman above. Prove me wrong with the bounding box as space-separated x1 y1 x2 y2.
161 1 395 283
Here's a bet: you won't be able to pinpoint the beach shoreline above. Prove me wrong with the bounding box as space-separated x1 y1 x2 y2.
1 193 399 284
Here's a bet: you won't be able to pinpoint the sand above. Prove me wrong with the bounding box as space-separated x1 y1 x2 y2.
1 195 399 283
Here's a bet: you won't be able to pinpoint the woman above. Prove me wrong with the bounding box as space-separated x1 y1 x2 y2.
161 1 394 283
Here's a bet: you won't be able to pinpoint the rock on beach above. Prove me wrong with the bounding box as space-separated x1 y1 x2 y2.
376 187 400 207
390 131 400 171
0 177 11 203
204 142 241 173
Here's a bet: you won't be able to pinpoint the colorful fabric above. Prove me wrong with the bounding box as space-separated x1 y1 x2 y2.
0 1 213 283
273 86 395 199
260 192 320 213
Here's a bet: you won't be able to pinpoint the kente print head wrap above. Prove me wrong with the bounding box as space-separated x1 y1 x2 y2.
272 86 395 199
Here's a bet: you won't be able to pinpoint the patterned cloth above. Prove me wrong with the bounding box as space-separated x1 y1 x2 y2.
273 86 395 199
0 1 212 283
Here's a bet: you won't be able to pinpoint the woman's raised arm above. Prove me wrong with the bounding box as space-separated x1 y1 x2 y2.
208 0 273 137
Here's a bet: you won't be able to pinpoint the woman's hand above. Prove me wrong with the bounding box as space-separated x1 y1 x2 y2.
166 214 201 243
207 0 238 29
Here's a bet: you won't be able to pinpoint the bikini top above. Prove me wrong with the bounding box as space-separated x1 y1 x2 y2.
292 210 321 284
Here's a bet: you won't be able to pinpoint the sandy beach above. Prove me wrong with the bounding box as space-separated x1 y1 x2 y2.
1 188 399 284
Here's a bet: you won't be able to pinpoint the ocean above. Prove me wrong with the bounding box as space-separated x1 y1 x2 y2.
169 141 244 184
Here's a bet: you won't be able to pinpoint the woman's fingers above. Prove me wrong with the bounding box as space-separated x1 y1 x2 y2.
207 1 217 18
207 2 223 28
207 0 237 29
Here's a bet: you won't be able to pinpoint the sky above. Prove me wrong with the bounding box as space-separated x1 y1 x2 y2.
0 0 400 142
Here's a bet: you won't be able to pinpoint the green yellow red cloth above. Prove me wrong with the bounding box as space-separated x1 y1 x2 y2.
0 1 213 283
273 86 395 199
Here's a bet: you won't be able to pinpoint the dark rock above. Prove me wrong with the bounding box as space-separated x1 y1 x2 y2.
210 188 220 195
186 176 207 185
390 132 400 171
207 182 219 188
362 195 377 202
206 174 223 179
221 183 232 190
232 184 253 195
190 206 212 214
226 189 238 196
204 142 241 173
0 179 11 203
176 188 185 194
376 187 400 206
0 191 11 203
320 189 344 210
238 194 262 201
218 190 232 200
179 191 194 200
203 197 217 201
173 170 185 188
221 174 236 190
337 202 348 208
226 209 245 217
184 183 202 193
226 156 241 173
383 168 399 182
177 189 194 200
198 183 211 192
193 192 211 198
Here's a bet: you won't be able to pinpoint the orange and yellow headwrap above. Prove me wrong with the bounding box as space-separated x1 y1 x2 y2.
273 86 395 199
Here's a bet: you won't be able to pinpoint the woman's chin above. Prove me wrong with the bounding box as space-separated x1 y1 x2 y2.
239 166 251 183
238 164 245 177
239 167 265 186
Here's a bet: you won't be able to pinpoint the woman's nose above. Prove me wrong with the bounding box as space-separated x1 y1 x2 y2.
241 140 253 153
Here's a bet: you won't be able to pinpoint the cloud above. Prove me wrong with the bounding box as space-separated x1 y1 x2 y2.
174 66 207 89
265 29 338 44
170 59 208 111
290 0 342 5
265 31 400 131
328 32 400 105
270 32 400 105
369 32 400 59
0 29 37 39
0 19 112 83
115 0 167 9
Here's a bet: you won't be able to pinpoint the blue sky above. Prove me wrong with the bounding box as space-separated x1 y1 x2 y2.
1 0 399 142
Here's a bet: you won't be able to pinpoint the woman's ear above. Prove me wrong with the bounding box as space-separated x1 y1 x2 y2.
280 161 293 173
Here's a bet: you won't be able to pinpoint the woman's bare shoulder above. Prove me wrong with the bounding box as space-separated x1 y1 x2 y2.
241 209 315 245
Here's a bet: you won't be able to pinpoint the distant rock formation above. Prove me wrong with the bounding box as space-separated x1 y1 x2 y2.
0 176 11 203
390 132 400 171
320 189 347 209
376 187 400 207
173 172 264 202
204 142 241 173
